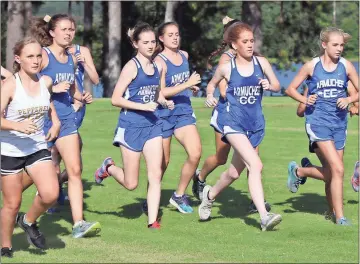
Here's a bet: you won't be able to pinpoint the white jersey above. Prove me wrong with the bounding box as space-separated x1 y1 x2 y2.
1 73 51 157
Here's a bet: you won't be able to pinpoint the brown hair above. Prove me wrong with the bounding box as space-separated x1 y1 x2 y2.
13 36 40 72
153 21 179 59
207 19 241 69
318 26 352 55
127 21 156 51
28 14 74 47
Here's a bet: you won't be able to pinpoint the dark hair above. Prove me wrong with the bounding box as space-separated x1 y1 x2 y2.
153 21 179 58
13 36 40 72
207 19 240 69
127 21 156 49
28 14 74 47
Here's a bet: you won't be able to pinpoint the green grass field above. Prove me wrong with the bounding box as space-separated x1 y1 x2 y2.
4 97 359 263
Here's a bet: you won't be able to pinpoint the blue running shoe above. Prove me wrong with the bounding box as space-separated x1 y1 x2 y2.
94 157 115 184
169 193 193 213
336 217 351 226
300 157 312 185
287 161 301 193
72 220 101 238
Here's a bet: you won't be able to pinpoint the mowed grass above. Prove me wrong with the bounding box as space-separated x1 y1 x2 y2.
4 97 358 263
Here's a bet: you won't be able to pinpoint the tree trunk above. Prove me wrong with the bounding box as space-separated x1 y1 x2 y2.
332 1 336 26
6 1 25 71
68 1 72 15
241 1 262 54
102 1 121 97
165 1 179 22
106 1 121 97
101 0 109 87
83 1 94 94
23 1 32 30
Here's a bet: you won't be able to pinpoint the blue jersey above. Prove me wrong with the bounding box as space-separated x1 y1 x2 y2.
157 51 192 117
305 57 348 128
216 51 235 111
119 57 160 127
226 56 265 131
41 47 75 120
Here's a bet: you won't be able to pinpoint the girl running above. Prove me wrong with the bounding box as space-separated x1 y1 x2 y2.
285 27 358 225
192 16 271 214
153 21 202 214
94 22 174 229
49 18 100 206
198 21 282 231
1 37 60 257
294 82 358 219
29 14 101 237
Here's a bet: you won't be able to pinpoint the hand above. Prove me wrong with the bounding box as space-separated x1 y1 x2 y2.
205 94 218 108
82 91 93 104
45 122 60 141
142 102 158 112
306 94 318 105
75 53 85 64
165 100 174 110
349 105 359 117
337 97 350 110
16 119 38 134
258 78 271 90
190 86 200 96
53 81 70 93
186 71 201 87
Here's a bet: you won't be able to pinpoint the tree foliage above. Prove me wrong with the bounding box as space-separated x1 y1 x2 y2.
1 1 358 92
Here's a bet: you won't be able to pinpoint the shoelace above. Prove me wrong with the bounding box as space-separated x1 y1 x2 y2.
294 178 302 189
75 220 87 230
198 181 206 188
352 177 359 186
203 194 214 210
181 194 190 206
338 218 348 225
292 167 301 189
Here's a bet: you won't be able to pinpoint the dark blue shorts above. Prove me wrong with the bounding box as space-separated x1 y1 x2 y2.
305 123 346 153
113 120 163 152
210 107 226 134
74 105 86 129
161 113 197 138
43 118 78 148
222 124 265 148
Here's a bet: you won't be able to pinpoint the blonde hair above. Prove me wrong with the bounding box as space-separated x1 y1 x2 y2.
318 27 352 55
13 36 40 72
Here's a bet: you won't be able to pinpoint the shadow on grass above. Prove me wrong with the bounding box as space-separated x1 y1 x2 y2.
12 178 102 255
194 186 260 229
274 192 328 215
12 218 66 255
